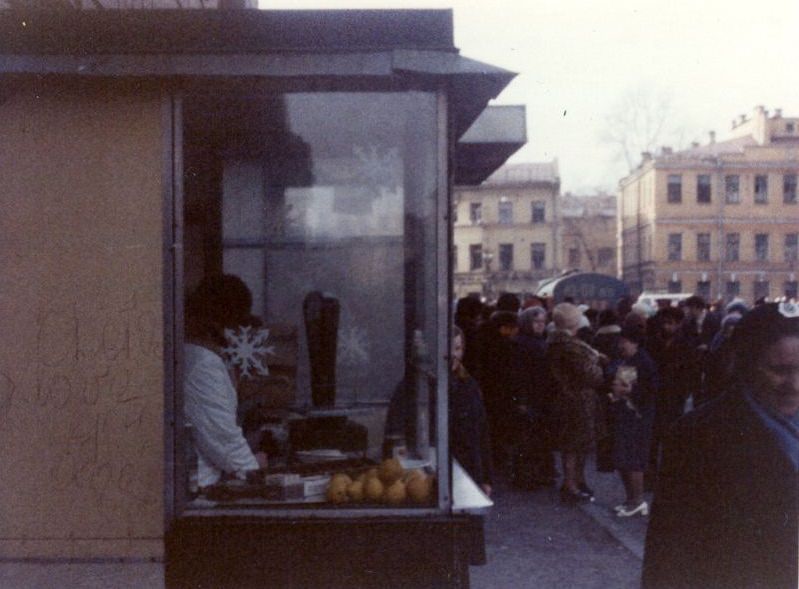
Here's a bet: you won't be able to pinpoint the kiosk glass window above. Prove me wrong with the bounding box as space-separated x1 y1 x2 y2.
181 91 444 512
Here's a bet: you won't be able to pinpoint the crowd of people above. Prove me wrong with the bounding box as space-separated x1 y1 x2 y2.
454 290 799 587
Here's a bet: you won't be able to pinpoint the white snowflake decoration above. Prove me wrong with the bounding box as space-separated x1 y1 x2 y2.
353 145 401 193
337 325 370 366
222 326 276 379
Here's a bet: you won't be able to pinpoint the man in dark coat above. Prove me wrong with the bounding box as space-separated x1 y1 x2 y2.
642 303 799 589
675 295 720 407
475 310 529 478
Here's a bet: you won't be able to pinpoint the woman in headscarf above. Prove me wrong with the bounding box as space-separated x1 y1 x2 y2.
643 302 799 588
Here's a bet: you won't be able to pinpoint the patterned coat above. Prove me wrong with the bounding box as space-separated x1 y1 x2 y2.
546 329 605 452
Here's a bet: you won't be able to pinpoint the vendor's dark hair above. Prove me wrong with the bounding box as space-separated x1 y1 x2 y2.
186 274 252 343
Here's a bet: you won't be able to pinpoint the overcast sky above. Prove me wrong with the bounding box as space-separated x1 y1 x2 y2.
260 0 799 193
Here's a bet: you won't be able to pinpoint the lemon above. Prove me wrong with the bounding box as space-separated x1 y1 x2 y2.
384 479 407 505
364 476 384 501
378 458 404 484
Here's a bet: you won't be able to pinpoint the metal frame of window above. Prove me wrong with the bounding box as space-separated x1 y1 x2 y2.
725 233 740 262
667 233 682 261
697 233 711 262
755 175 769 204
469 202 482 224
531 201 545 223
469 243 483 271
724 174 740 204
530 242 546 270
755 233 770 262
785 233 799 263
667 174 682 203
784 174 797 204
697 174 712 204
498 200 513 225
498 243 513 271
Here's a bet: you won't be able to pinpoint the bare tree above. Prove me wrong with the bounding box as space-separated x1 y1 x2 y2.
600 85 691 172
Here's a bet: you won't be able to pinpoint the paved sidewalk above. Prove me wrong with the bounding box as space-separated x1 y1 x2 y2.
471 458 650 589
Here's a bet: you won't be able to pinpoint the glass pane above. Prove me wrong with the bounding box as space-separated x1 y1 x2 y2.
182 91 441 511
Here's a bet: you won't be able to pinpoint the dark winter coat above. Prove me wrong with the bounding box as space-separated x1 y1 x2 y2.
607 349 658 471
642 389 798 589
449 373 493 487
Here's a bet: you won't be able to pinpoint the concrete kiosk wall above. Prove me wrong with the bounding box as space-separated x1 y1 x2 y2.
0 81 165 559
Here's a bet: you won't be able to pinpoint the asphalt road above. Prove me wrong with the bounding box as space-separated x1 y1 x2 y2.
471 458 650 589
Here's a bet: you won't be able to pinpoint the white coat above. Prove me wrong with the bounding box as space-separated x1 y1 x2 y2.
184 343 259 487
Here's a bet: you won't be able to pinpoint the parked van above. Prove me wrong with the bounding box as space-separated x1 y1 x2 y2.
636 292 693 309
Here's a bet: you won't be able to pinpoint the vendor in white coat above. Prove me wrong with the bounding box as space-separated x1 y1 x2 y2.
184 274 268 488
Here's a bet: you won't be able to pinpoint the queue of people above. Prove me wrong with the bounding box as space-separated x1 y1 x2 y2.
456 290 799 587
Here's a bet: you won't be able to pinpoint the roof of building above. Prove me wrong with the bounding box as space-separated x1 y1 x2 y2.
658 135 757 161
560 193 616 217
482 161 559 186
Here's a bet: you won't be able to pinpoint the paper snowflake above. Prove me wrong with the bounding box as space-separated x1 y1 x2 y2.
222 326 276 379
337 325 370 366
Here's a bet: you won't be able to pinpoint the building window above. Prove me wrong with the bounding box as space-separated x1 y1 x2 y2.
531 242 546 270
668 280 682 294
667 233 682 261
469 244 483 271
697 233 711 262
755 233 769 262
597 247 614 267
499 243 514 271
788 122 796 133
667 174 682 203
531 201 546 223
697 174 711 204
452 245 457 271
785 281 799 301
696 280 711 300
452 205 458 224
724 175 740 204
568 247 581 268
469 202 482 224
754 280 770 302
725 281 740 301
784 174 797 204
786 233 799 263
725 233 740 262
755 175 768 204
498 200 513 224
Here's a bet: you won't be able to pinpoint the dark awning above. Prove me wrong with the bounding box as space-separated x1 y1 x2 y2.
454 104 526 185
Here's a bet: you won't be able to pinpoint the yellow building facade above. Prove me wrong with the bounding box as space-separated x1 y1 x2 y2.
619 106 799 303
453 162 560 300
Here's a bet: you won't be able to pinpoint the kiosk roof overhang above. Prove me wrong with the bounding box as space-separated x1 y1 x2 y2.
0 10 516 139
454 104 527 185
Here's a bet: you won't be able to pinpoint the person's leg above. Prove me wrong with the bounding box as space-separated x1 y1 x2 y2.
628 470 645 505
561 452 578 491
619 469 633 502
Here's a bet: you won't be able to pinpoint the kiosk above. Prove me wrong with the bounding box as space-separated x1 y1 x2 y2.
0 9 525 588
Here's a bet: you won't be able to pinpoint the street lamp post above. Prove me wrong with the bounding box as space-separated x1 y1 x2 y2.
483 248 494 302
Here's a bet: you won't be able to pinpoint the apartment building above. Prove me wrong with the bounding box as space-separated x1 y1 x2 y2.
560 192 617 275
453 161 560 300
618 106 799 303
